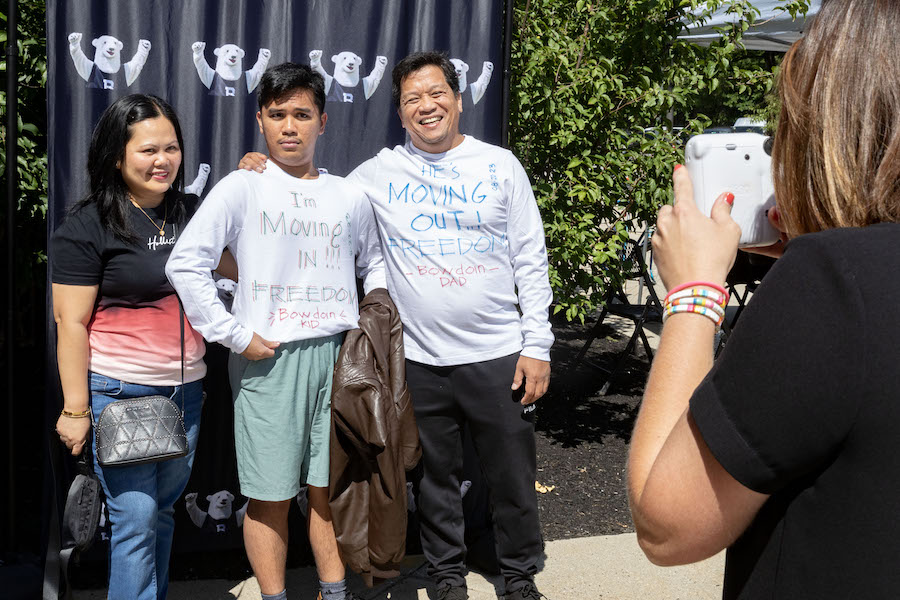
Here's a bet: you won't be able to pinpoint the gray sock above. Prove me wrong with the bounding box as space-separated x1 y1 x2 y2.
261 590 287 600
320 578 348 600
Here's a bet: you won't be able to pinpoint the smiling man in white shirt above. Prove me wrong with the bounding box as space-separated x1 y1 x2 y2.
350 52 552 600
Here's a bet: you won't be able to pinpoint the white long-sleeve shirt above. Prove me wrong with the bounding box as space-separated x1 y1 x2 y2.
348 135 554 366
166 162 386 353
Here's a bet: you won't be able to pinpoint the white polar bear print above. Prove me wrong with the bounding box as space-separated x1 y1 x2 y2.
309 50 387 103
191 42 271 97
184 163 211 196
67 33 151 90
215 277 236 295
450 59 494 105
214 275 237 311
185 491 249 532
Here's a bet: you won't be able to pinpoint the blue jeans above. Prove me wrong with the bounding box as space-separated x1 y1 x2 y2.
89 372 203 600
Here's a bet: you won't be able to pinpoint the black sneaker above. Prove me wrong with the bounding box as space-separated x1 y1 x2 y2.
503 582 545 600
436 585 469 600
318 592 361 600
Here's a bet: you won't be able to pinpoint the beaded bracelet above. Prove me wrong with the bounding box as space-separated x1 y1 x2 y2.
665 287 728 307
667 296 726 316
60 408 91 418
663 303 724 326
666 280 728 298
663 302 724 325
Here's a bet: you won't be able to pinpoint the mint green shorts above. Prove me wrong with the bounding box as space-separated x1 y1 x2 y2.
228 334 343 501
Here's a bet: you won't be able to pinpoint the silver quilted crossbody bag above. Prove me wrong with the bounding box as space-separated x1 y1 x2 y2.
95 301 189 467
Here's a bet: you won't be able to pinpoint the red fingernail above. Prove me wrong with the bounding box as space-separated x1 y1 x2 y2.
674 164 683 172
725 193 735 205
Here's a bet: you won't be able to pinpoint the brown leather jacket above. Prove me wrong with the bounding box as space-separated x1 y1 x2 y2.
329 288 421 577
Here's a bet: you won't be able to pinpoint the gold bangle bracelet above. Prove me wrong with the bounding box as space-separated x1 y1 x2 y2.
61 408 91 418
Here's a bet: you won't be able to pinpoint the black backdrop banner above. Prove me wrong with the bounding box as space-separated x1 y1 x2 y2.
46 0 507 565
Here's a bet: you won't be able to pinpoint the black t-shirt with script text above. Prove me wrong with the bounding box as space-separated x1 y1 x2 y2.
51 193 206 385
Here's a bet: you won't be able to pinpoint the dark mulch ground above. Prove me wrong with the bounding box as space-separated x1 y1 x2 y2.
534 314 653 541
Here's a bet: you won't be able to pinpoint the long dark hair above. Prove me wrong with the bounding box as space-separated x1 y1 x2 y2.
74 94 186 242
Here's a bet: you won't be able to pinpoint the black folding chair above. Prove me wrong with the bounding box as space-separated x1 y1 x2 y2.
570 233 663 395
725 253 776 326
714 252 776 356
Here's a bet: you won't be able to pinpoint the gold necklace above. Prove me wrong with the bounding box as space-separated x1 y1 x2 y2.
130 195 167 236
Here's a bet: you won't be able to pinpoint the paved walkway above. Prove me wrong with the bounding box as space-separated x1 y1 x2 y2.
74 534 724 599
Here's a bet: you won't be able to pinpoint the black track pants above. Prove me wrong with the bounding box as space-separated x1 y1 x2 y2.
405 353 542 592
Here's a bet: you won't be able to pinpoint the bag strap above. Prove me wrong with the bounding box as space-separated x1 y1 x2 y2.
43 435 63 600
179 298 185 411
76 444 94 476
175 194 186 411
44 423 98 600
44 443 88 600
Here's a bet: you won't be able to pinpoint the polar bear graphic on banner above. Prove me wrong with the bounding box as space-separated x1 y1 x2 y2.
185 491 249 535
450 59 494 105
191 42 271 96
67 33 151 90
309 50 387 103
185 163 211 197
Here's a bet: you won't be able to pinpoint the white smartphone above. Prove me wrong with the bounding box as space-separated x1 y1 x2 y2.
684 133 778 248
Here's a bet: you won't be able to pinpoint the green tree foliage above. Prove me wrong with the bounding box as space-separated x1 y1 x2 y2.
1 1 47 226
510 0 807 323
1 1 48 350
689 50 779 127
2 3 48 554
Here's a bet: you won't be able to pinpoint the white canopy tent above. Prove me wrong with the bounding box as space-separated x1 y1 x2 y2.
680 0 822 52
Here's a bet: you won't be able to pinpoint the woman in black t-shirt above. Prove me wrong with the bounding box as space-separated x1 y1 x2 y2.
628 1 900 598
51 94 218 600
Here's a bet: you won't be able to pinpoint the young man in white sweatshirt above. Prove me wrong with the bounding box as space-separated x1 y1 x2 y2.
167 63 384 600
239 52 552 600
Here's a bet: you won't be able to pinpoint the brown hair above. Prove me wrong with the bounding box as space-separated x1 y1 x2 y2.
773 0 900 236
